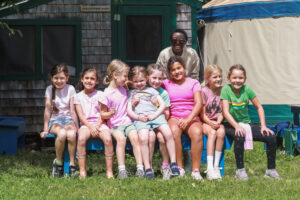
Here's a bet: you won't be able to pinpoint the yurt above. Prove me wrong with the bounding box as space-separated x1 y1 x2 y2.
197 0 300 122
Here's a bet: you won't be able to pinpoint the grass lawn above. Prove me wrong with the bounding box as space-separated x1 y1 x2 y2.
1 142 300 200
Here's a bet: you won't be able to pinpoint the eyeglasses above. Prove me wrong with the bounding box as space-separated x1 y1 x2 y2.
171 39 186 45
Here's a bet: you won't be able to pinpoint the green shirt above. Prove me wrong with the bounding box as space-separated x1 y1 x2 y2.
158 87 171 107
220 84 256 123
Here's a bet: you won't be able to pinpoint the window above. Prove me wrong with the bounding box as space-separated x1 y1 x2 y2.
0 19 81 80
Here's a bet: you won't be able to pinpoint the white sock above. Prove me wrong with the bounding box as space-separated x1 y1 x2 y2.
214 151 222 168
136 164 144 171
207 156 214 170
118 165 126 171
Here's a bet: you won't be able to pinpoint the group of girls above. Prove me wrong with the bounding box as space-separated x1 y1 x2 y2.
41 55 281 181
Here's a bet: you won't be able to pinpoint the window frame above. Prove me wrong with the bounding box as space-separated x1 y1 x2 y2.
0 19 82 80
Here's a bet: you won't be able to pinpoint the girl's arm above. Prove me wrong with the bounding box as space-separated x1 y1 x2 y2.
127 101 146 121
41 98 52 138
148 95 166 121
178 91 202 129
200 105 220 130
100 104 115 120
75 104 98 136
69 97 79 130
216 113 224 124
222 99 245 136
251 97 274 135
164 107 170 120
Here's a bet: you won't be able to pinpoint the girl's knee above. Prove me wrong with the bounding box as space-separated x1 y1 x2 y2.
217 129 225 138
116 135 126 145
67 131 77 141
157 134 166 144
103 136 113 146
57 129 67 141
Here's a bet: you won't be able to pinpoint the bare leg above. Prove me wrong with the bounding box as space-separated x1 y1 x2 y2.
138 129 151 169
157 132 169 164
50 124 67 163
77 127 91 177
148 130 156 167
65 123 77 166
168 118 183 168
111 131 126 167
128 130 143 165
99 129 114 178
158 124 177 163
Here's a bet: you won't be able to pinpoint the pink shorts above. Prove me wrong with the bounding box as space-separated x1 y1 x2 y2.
80 120 109 132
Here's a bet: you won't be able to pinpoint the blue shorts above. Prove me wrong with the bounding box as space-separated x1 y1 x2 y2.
134 114 168 131
48 118 74 131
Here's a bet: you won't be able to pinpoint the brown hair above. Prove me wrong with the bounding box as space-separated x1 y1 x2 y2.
227 64 247 79
103 59 129 85
204 64 222 86
167 56 185 72
49 63 69 114
147 63 165 76
129 65 148 81
78 67 99 91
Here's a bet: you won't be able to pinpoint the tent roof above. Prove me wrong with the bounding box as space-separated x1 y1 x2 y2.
198 0 300 22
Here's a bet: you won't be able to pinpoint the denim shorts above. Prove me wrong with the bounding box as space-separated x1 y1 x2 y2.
48 118 74 131
134 114 168 131
111 123 136 137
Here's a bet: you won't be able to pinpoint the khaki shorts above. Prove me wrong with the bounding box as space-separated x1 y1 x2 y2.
111 123 136 137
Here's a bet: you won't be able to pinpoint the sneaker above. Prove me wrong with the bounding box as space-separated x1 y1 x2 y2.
52 159 64 178
264 169 282 180
145 168 155 180
69 165 79 178
118 169 128 179
235 168 248 181
205 168 216 181
179 168 186 178
170 162 180 176
161 167 171 180
136 168 145 178
213 167 222 180
191 169 204 181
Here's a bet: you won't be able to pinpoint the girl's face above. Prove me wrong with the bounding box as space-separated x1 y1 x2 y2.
169 62 185 82
148 70 164 90
228 69 246 90
81 71 98 91
114 70 128 87
132 74 147 90
51 71 69 89
207 70 223 89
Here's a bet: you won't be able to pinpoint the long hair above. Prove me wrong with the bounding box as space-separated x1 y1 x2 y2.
78 67 99 91
203 64 222 87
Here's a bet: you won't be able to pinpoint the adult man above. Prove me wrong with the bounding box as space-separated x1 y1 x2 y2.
156 29 201 81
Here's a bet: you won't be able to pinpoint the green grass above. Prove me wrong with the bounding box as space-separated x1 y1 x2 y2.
1 142 300 200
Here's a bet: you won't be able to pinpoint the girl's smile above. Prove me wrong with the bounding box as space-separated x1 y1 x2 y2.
208 70 222 90
228 69 246 91
81 71 98 93
170 62 185 83
132 74 147 90
51 71 68 89
148 70 164 90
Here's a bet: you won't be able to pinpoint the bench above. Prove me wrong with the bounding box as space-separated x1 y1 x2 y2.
0 116 26 155
45 134 233 176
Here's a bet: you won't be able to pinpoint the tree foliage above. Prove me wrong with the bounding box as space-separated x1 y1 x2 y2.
0 0 23 36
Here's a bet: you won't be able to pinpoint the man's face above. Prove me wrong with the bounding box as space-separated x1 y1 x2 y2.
171 32 186 56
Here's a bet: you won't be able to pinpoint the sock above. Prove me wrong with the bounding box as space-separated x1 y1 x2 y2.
136 164 144 171
56 160 63 166
214 151 222 168
162 162 169 169
207 156 214 170
118 165 126 171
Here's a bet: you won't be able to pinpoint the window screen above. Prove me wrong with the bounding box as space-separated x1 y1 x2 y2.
42 26 76 75
126 15 162 61
0 26 35 75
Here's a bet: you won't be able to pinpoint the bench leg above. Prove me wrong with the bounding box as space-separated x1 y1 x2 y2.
64 143 70 176
220 149 225 176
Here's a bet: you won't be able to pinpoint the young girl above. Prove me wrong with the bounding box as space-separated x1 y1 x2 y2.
74 67 114 178
221 64 281 180
100 59 144 179
40 64 78 177
200 65 225 180
127 66 180 179
162 56 203 180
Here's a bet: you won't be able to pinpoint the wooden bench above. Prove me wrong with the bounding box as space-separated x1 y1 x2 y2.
45 134 233 176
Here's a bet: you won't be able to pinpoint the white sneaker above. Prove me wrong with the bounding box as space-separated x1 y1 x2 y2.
179 168 186 178
264 169 282 180
213 167 222 180
191 169 203 181
205 168 216 181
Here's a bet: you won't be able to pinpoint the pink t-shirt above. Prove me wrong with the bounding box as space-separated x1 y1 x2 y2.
100 86 132 128
201 86 222 121
162 77 201 118
45 84 76 121
74 90 103 124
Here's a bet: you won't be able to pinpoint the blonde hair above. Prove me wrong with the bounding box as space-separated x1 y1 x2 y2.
147 63 165 76
103 59 129 85
203 64 222 86
129 65 148 81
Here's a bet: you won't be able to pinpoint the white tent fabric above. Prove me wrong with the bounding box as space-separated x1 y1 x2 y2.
203 0 274 8
200 0 300 104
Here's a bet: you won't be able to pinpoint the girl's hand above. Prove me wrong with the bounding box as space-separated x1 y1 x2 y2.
211 121 220 130
178 118 191 130
147 114 156 121
109 107 115 116
138 114 148 122
89 126 99 137
235 125 246 137
261 126 274 136
150 96 159 107
40 131 49 139
132 94 140 108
